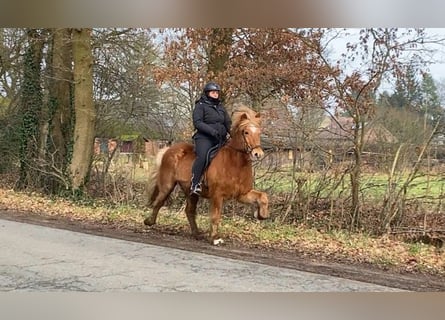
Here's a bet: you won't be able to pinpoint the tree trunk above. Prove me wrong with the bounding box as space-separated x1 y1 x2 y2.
207 28 233 76
41 28 74 191
49 28 73 169
16 29 44 190
69 28 95 191
349 115 365 230
207 28 233 111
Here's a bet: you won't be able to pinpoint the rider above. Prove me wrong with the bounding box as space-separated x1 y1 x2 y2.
190 82 231 195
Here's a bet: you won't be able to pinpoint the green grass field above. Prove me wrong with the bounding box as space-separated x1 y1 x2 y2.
255 169 445 201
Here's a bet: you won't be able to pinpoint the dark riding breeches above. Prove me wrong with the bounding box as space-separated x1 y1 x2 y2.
191 137 220 186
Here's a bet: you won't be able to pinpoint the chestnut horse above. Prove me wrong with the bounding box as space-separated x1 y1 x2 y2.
143 105 269 245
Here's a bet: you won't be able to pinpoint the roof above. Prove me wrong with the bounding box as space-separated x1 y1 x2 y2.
260 106 398 150
316 116 398 144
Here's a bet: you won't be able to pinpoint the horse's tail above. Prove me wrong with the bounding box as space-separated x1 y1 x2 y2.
146 172 159 206
146 146 169 206
155 146 169 167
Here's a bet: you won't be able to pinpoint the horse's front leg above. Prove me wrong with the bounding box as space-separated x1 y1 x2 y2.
237 189 269 220
209 196 224 245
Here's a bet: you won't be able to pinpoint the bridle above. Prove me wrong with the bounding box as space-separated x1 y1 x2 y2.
228 124 262 154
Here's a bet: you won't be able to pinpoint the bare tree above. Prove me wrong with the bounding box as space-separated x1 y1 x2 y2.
315 28 444 230
93 29 161 139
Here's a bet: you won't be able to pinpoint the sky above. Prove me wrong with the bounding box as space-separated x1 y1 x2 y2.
428 53 445 81
327 28 445 83
421 28 445 81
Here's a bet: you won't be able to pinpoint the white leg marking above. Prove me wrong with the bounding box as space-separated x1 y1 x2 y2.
213 238 224 246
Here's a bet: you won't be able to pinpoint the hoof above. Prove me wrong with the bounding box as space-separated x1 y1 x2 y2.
192 231 205 240
143 217 155 226
212 238 224 246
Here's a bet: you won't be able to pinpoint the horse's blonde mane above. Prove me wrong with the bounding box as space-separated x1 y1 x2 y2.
231 104 261 130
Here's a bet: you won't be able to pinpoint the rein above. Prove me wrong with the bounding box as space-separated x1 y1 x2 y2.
227 143 250 154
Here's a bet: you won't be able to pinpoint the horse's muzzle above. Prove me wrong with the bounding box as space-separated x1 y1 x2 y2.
250 146 264 160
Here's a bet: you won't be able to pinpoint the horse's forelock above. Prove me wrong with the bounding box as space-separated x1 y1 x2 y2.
231 104 261 130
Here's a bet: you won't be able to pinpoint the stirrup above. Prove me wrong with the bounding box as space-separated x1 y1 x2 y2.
190 183 202 195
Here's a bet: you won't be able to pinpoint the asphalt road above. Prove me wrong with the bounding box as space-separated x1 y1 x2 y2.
0 218 404 292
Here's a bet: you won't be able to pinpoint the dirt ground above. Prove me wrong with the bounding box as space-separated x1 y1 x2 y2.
1 208 445 292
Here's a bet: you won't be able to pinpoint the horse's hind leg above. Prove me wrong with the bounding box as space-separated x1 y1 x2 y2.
144 183 175 226
184 195 201 239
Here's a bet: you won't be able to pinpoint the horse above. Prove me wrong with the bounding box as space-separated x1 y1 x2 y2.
143 105 269 245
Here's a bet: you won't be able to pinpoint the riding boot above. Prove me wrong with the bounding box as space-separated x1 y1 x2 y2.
190 182 202 195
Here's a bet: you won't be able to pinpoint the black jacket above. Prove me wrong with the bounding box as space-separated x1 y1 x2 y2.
192 95 231 142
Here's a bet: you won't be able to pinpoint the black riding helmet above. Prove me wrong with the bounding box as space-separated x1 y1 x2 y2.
203 82 221 93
